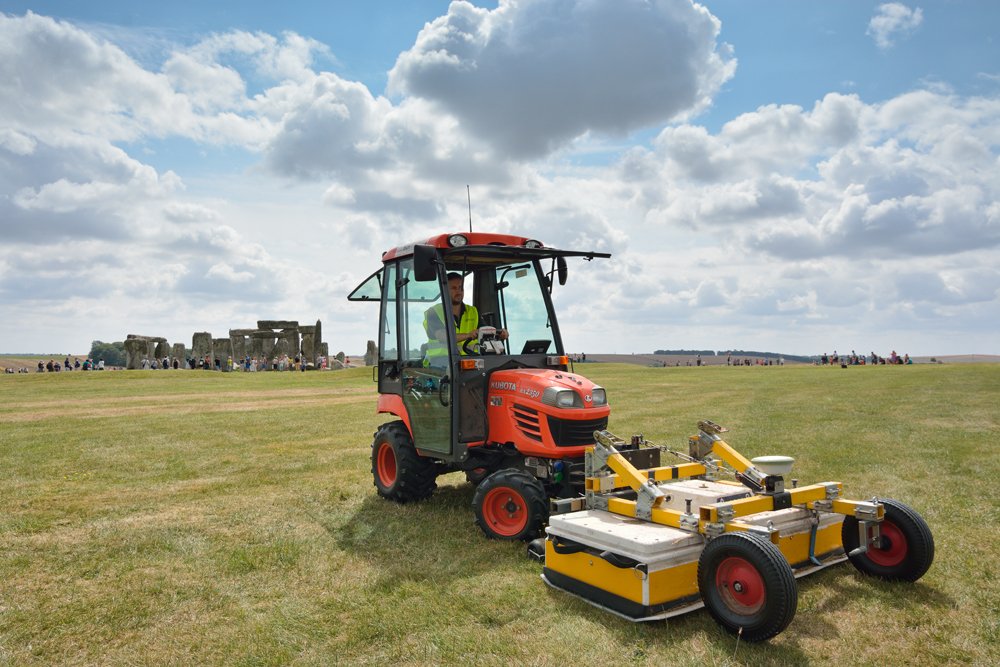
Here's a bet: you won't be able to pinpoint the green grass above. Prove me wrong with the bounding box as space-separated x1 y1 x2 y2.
1 364 997 666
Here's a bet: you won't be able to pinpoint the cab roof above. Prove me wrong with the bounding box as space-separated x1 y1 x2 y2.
380 232 610 264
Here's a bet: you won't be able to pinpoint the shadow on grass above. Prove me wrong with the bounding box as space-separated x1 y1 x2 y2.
310 480 535 588
534 556 951 660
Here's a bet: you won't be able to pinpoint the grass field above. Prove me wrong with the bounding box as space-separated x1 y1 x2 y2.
1 363 998 666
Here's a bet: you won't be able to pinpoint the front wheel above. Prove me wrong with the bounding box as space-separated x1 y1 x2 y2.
371 421 437 503
698 532 798 642
842 498 934 582
473 469 547 541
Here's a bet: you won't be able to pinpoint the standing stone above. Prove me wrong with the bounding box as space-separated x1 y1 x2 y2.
300 329 315 362
364 340 378 366
171 343 185 366
192 332 213 365
336 351 346 363
213 338 233 370
274 328 298 358
231 335 246 361
154 341 169 360
124 338 147 369
250 331 275 360
318 342 328 358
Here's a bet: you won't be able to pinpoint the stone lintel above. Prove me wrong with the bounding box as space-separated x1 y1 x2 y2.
257 320 299 330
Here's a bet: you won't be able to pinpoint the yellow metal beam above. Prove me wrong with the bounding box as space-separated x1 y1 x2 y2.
698 483 840 522
826 499 885 520
709 437 754 473
584 462 708 491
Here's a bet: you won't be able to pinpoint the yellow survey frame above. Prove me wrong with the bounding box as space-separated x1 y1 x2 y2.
584 462 707 492
586 437 885 538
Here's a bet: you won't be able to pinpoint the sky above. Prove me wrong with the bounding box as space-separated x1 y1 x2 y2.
1 0 998 357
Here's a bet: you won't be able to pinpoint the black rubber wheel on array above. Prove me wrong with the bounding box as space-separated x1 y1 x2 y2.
842 498 934 582
526 537 546 562
697 532 798 642
371 421 437 503
473 469 548 541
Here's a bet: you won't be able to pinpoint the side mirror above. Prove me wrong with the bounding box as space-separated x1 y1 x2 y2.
413 244 438 281
557 256 568 286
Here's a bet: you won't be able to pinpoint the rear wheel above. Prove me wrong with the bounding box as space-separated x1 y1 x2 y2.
371 421 437 503
698 533 798 642
842 498 934 582
473 469 547 541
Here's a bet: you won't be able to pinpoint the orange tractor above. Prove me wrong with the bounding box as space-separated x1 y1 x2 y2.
349 232 934 641
349 232 651 539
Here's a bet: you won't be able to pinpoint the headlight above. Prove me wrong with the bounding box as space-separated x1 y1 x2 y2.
448 234 468 247
542 387 583 409
524 239 543 248
590 387 607 406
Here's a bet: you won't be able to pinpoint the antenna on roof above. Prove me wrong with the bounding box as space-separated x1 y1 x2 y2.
467 185 473 233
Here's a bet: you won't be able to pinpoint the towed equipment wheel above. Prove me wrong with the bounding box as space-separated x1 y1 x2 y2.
698 532 798 642
473 469 547 541
842 498 934 582
371 421 437 503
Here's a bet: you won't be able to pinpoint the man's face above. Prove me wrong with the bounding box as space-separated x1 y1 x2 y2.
448 277 464 306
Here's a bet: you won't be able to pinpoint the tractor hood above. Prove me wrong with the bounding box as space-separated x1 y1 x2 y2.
488 368 607 410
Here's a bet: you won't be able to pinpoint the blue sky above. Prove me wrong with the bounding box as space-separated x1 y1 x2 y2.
1 1 998 356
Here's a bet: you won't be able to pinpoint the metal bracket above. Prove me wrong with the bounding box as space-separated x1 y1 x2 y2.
715 503 735 523
812 499 833 512
585 491 608 511
705 522 726 539
854 501 881 522
848 519 881 557
679 513 699 533
824 482 841 500
635 480 666 521
590 430 621 470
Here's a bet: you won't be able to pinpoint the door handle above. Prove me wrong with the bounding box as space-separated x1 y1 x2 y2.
439 375 450 407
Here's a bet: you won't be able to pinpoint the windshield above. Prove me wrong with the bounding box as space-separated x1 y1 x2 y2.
495 262 558 355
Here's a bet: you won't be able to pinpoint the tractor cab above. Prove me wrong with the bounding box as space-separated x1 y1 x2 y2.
349 233 610 467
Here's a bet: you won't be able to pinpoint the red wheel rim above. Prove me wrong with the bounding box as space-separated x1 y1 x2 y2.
716 556 766 615
481 486 527 537
867 521 907 567
376 443 397 487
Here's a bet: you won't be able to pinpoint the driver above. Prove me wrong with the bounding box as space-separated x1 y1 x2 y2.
424 272 508 364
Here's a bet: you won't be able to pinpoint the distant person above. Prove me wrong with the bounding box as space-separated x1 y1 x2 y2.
97 359 105 370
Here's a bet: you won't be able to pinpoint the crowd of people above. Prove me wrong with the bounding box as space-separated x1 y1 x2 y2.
819 350 912 366
28 357 106 372
133 353 336 372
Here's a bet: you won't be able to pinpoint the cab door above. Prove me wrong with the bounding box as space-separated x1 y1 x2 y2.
395 258 453 455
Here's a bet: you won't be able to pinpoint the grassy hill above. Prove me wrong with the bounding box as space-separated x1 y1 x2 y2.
1 364 997 665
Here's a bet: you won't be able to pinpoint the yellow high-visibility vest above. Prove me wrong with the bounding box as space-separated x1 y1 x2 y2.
423 303 479 361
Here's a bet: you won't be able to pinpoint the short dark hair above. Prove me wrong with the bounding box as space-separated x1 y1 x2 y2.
446 272 463 281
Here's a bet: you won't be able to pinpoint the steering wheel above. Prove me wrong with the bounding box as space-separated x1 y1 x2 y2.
461 337 480 355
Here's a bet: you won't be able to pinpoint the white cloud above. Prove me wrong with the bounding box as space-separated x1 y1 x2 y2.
867 3 923 50
388 0 736 158
0 8 997 357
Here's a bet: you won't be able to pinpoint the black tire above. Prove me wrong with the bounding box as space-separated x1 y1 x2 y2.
371 421 437 503
698 533 798 642
473 469 548 541
842 498 934 582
